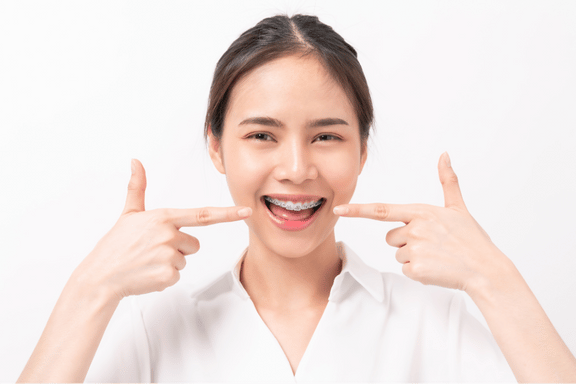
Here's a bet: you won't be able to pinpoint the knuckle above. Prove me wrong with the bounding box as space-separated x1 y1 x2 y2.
423 211 436 222
410 242 424 254
385 231 394 245
195 208 212 226
401 262 412 277
190 238 201 254
442 173 459 185
373 205 389 221
127 179 141 192
157 228 177 244
409 262 425 279
170 268 181 284
394 249 404 263
403 243 416 255
159 266 179 286
407 222 428 239
406 225 419 239
157 245 176 262
150 209 169 225
169 268 180 284
415 204 433 220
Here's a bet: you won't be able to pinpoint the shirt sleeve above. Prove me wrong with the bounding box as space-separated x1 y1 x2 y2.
84 295 151 383
447 291 516 382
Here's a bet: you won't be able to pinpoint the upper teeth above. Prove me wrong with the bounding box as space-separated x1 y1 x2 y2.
264 197 323 211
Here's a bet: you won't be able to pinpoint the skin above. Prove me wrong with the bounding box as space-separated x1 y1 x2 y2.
17 159 252 382
336 153 576 381
18 52 576 381
208 55 366 372
209 54 576 380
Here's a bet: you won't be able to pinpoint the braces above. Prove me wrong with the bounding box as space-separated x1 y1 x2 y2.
264 197 323 211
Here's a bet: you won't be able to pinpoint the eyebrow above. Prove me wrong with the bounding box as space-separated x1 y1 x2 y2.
238 116 349 128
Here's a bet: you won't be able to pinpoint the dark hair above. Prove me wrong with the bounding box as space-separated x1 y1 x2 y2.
204 14 374 145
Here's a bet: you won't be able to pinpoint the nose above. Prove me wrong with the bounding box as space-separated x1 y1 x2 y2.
273 139 318 184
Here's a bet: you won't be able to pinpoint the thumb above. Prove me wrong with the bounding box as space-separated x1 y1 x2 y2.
122 158 147 214
438 152 466 209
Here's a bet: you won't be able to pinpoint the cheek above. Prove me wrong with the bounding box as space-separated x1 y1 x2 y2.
320 151 361 202
223 147 268 204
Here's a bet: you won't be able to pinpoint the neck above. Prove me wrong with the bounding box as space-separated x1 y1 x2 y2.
240 232 342 311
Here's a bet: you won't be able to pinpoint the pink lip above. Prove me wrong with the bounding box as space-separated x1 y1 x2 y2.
261 195 325 231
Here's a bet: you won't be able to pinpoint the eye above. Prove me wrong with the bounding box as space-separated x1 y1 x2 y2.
314 134 341 142
247 132 274 142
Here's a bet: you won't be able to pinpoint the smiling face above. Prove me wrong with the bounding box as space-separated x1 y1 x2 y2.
209 54 367 259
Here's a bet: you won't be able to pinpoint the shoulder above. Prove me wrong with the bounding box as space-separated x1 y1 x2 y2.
381 270 458 306
131 270 234 318
338 242 459 312
125 266 246 334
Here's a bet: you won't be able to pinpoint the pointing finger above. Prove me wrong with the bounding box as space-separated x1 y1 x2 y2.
438 152 466 209
334 203 422 224
166 206 252 229
122 159 147 215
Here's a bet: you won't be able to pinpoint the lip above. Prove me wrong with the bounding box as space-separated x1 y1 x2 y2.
261 194 325 231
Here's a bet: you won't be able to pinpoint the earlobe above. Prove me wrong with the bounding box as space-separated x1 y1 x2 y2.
208 126 226 174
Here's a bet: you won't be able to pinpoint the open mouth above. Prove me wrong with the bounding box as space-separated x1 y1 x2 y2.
262 195 326 231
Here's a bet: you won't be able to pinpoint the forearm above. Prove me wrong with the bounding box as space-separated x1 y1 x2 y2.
17 270 120 383
468 256 576 382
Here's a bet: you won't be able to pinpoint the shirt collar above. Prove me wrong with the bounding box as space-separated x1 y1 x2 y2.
332 242 384 303
228 241 384 303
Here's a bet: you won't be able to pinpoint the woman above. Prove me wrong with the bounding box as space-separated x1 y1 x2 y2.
18 14 576 382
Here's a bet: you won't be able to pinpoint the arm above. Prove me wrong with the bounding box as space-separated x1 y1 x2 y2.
467 255 576 382
335 152 576 382
17 272 120 382
18 159 252 382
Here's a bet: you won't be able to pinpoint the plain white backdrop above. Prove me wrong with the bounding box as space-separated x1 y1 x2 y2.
1 0 575 380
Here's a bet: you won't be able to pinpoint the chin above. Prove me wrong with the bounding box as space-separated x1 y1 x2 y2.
246 215 338 260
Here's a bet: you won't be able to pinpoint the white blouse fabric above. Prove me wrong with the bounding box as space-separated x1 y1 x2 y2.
85 242 515 382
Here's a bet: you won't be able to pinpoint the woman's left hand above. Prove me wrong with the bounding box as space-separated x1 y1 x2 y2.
333 152 512 293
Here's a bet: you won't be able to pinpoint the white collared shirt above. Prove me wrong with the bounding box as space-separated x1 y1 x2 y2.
86 242 515 382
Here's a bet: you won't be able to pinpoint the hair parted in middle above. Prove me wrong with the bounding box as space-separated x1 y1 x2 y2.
205 14 374 146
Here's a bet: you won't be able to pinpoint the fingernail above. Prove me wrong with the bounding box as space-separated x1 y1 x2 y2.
333 206 349 215
444 152 451 168
237 207 252 218
130 159 136 175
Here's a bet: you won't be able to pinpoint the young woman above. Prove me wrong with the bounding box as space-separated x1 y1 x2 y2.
18 14 576 382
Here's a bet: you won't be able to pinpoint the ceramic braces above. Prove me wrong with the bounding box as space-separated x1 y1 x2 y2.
264 197 323 211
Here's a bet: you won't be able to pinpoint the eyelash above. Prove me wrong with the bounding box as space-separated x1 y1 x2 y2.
314 134 341 142
246 133 342 142
248 132 274 141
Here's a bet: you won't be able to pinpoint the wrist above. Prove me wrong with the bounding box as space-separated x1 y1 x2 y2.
67 264 122 309
464 250 524 306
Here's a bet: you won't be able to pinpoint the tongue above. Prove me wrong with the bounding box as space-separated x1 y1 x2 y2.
269 204 315 221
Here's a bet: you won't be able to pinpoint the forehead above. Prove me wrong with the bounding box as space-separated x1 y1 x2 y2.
225 55 356 126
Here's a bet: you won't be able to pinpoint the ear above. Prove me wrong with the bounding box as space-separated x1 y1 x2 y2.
208 126 226 174
359 142 368 174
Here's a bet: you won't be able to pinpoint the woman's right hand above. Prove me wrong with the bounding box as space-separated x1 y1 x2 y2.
72 158 252 301
18 159 251 383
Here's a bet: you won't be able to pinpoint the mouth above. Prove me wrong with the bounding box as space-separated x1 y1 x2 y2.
261 194 326 231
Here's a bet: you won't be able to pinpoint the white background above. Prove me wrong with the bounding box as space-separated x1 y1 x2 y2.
1 0 575 380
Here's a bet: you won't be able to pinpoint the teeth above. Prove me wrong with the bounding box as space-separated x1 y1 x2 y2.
264 197 323 211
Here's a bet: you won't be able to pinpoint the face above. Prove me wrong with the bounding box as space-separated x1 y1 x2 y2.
209 55 367 259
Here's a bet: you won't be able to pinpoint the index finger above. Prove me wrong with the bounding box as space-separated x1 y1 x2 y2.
167 206 252 228
334 203 420 224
